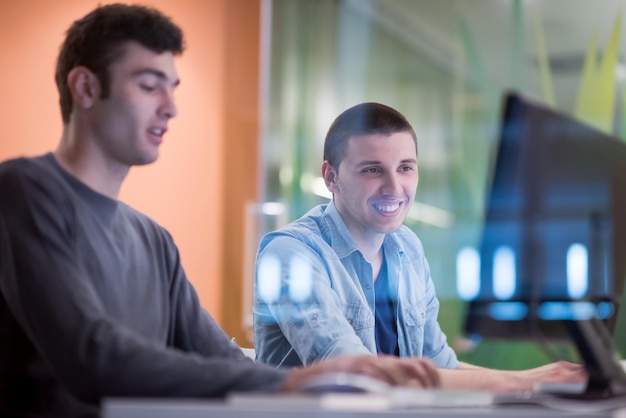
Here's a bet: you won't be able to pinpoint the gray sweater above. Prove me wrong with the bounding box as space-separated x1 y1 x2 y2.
0 153 287 417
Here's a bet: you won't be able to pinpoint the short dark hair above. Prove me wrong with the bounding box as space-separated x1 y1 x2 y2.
323 102 418 169
55 3 185 124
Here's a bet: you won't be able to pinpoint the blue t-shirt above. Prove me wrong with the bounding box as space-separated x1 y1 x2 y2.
374 256 399 355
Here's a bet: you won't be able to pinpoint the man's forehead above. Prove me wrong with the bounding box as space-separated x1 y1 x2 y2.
346 132 415 151
111 42 179 80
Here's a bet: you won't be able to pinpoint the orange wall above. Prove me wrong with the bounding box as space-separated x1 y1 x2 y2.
220 1 262 345
0 0 227 321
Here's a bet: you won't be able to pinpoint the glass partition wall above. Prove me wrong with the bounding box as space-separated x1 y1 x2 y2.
256 0 626 368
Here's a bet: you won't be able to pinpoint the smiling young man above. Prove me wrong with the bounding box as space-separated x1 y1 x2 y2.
0 7 440 418
254 102 585 391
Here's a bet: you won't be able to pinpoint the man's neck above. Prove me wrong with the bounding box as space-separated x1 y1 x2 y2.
54 129 129 200
349 230 385 280
358 239 384 264
332 202 386 271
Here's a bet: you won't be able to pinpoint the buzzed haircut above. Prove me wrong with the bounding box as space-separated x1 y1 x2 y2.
55 3 185 124
323 102 418 169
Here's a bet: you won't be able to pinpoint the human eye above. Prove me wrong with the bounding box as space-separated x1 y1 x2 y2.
137 74 161 92
139 84 156 92
362 167 381 175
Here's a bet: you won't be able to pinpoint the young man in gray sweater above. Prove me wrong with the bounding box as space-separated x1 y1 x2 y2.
0 4 439 417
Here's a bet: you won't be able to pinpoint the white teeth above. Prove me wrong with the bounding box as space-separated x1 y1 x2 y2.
376 203 399 213
151 128 163 135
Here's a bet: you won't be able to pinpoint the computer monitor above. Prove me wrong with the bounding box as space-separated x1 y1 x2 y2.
464 92 626 397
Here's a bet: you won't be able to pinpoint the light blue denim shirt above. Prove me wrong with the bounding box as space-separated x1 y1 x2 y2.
253 201 458 369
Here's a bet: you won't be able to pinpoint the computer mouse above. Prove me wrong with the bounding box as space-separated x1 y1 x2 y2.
296 372 391 394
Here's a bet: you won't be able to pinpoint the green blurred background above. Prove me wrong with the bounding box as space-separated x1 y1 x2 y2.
257 0 626 369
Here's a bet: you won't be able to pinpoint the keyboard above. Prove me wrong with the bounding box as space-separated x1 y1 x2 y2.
388 387 494 408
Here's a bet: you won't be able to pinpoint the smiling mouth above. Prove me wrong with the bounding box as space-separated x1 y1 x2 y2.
374 202 401 213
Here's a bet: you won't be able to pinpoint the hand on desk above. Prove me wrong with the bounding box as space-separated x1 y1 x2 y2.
501 360 587 392
281 355 440 393
439 360 586 392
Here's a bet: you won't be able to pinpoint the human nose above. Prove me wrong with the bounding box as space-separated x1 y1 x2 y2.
381 172 402 195
160 90 178 119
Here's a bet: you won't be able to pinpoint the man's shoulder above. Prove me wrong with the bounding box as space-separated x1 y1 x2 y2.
269 205 327 238
259 205 331 251
0 154 50 176
0 153 60 192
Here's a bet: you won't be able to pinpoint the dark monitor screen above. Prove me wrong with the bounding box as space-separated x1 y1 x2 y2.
464 92 626 344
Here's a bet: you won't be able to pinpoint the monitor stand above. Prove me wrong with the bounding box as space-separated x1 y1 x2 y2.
553 318 626 399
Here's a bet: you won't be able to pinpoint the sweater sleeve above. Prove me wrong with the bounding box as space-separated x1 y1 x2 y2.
0 163 287 403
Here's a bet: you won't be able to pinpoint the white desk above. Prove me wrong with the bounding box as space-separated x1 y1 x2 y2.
102 397 625 418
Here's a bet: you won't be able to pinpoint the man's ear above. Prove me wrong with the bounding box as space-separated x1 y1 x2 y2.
66 66 101 111
321 160 340 193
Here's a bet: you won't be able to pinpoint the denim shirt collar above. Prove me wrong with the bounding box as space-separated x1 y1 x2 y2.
322 200 405 260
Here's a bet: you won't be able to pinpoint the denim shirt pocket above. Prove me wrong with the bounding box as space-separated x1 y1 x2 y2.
400 303 427 357
402 303 426 327
342 303 374 330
